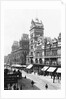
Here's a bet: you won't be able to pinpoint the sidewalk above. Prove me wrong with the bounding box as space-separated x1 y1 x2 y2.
31 72 61 89
18 77 40 90
38 75 61 89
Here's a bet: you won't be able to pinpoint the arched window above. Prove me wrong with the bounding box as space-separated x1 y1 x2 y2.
39 58 42 64
35 58 38 63
31 58 33 64
28 58 29 62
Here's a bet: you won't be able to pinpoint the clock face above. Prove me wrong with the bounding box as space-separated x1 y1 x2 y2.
37 37 43 45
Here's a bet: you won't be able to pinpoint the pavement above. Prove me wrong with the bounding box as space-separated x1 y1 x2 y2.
7 77 40 90
21 70 61 90
18 77 40 90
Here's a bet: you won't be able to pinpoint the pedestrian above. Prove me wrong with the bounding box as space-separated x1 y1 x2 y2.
53 76 55 83
8 84 11 90
16 87 19 90
20 85 22 90
13 84 16 90
31 80 34 87
45 84 48 89
25 76 26 79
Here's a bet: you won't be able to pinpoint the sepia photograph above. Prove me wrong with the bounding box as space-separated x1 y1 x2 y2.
1 0 65 99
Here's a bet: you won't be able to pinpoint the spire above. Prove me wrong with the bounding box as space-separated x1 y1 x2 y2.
35 18 39 22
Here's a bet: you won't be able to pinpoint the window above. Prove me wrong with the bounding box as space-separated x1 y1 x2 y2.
31 40 33 44
35 58 38 63
39 58 42 64
46 61 49 65
31 46 33 49
28 59 29 62
31 33 33 38
31 59 33 63
52 61 57 65
57 49 61 55
31 52 33 56
52 50 57 56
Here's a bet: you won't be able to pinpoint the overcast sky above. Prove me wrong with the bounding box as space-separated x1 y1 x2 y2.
3 2 61 56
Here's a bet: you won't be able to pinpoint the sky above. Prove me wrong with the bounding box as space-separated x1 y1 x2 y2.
3 2 61 56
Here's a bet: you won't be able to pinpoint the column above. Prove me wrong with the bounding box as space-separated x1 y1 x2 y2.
38 58 39 64
33 58 35 64
42 58 44 64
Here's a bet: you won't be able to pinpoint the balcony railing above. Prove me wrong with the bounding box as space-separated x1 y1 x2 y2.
44 62 60 66
44 55 61 58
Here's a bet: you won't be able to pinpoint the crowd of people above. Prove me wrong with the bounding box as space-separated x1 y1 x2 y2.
4 68 22 90
5 83 23 90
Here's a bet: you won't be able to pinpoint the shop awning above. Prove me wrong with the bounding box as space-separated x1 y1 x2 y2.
11 64 22 67
22 65 26 67
41 66 49 71
26 64 33 69
4 63 10 66
56 68 61 73
47 67 56 72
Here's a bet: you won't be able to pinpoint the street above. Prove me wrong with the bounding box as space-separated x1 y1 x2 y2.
21 70 61 90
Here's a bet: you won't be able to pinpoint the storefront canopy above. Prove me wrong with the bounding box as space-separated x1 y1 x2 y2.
26 64 33 69
47 67 56 72
41 66 49 71
56 68 61 73
22 65 26 68
11 64 22 67
4 63 10 66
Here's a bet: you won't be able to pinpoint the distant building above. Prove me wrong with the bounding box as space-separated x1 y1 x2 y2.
19 34 29 50
12 41 19 52
10 34 29 65
19 34 29 64
4 54 12 65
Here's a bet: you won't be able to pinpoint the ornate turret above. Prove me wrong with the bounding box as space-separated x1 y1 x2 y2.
30 18 44 31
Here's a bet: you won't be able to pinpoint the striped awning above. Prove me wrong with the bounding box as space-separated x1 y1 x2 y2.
22 65 26 67
56 68 61 73
41 66 49 71
47 67 56 72
11 64 22 67
26 64 33 69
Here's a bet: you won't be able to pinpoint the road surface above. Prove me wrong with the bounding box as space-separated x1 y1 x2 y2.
21 70 61 90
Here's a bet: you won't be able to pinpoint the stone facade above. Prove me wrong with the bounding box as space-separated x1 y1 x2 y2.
44 33 61 68
12 41 19 52
26 18 61 74
4 34 29 65
26 18 44 66
4 18 61 72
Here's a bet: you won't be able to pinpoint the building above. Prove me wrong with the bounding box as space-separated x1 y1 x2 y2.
4 54 11 65
12 41 19 52
26 18 61 75
19 34 29 64
26 18 44 73
8 34 29 65
44 33 61 67
43 33 61 78
19 34 29 50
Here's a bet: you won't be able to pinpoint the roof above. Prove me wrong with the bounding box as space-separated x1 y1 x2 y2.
30 19 44 29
